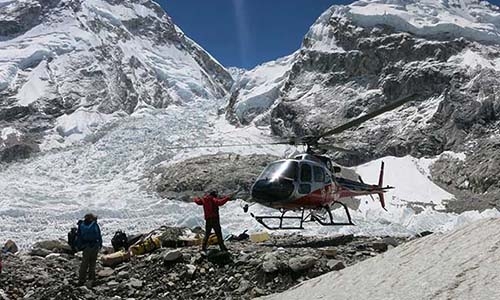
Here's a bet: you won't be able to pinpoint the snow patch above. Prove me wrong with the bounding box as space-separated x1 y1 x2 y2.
55 109 115 140
17 60 50 106
356 156 453 208
1 127 21 141
448 48 500 71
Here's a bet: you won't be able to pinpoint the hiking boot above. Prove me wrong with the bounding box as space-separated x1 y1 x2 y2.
87 280 95 288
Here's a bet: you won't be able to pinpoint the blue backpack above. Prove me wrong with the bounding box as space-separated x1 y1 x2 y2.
76 221 100 249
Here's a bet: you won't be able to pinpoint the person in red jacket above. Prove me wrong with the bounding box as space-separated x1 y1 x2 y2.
194 190 233 252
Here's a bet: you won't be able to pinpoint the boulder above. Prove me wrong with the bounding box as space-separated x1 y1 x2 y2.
288 256 317 273
327 259 346 271
206 249 232 266
186 264 197 276
370 242 388 252
97 268 115 278
262 252 280 273
163 250 183 264
128 278 143 289
32 239 72 254
321 248 337 258
2 240 18 254
274 234 354 248
236 279 251 294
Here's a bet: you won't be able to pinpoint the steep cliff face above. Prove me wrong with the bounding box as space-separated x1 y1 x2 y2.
0 0 233 160
227 0 500 211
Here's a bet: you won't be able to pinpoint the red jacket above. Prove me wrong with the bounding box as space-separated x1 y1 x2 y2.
194 194 230 220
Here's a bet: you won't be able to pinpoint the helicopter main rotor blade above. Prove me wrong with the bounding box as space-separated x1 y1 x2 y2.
314 94 417 142
161 141 291 150
314 144 357 154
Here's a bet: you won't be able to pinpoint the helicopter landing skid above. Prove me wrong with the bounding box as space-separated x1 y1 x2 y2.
251 209 312 230
251 202 354 230
311 202 355 226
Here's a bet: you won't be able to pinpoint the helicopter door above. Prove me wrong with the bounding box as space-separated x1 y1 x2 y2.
298 163 312 194
313 166 328 202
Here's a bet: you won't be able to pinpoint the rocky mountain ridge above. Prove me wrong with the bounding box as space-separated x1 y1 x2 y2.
227 0 500 211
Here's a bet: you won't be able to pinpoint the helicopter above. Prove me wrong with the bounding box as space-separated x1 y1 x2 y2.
247 149 392 230
163 95 412 230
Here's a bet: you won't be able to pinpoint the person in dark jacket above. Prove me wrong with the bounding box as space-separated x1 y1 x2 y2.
76 213 103 286
194 191 233 252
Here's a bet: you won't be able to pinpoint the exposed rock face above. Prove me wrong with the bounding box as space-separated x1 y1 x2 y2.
0 0 233 161
153 153 278 200
227 0 500 209
431 144 500 213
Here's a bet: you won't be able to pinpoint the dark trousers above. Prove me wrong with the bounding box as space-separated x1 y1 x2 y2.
79 247 98 284
202 217 227 251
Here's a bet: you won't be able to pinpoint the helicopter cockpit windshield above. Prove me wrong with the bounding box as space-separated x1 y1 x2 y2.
258 161 298 182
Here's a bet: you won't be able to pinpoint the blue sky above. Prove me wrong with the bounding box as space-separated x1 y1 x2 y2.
157 0 500 69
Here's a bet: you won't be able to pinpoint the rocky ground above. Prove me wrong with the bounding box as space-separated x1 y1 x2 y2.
0 228 409 300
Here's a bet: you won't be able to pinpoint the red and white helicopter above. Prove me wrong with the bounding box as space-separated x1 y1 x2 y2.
244 100 400 230
248 149 391 230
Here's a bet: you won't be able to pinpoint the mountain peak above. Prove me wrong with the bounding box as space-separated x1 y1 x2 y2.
0 0 232 154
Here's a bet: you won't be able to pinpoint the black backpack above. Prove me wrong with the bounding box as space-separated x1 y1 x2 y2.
111 231 128 251
67 227 78 250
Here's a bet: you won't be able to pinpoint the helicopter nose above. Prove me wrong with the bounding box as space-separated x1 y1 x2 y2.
251 178 294 202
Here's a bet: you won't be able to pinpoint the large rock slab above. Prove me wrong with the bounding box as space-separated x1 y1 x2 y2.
260 218 500 300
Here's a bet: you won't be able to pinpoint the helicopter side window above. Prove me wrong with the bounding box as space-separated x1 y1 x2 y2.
325 172 332 183
300 164 312 183
313 166 325 182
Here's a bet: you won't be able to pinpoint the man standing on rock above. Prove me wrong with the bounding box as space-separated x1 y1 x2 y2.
194 190 233 252
76 213 103 287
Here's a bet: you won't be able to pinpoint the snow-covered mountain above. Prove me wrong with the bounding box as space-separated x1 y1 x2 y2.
228 0 500 212
0 0 233 160
0 0 499 247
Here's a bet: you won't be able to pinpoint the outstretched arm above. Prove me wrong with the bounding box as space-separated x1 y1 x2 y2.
213 196 230 206
194 197 203 205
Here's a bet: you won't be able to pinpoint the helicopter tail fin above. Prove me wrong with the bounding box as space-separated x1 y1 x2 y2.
378 162 387 210
378 161 384 187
